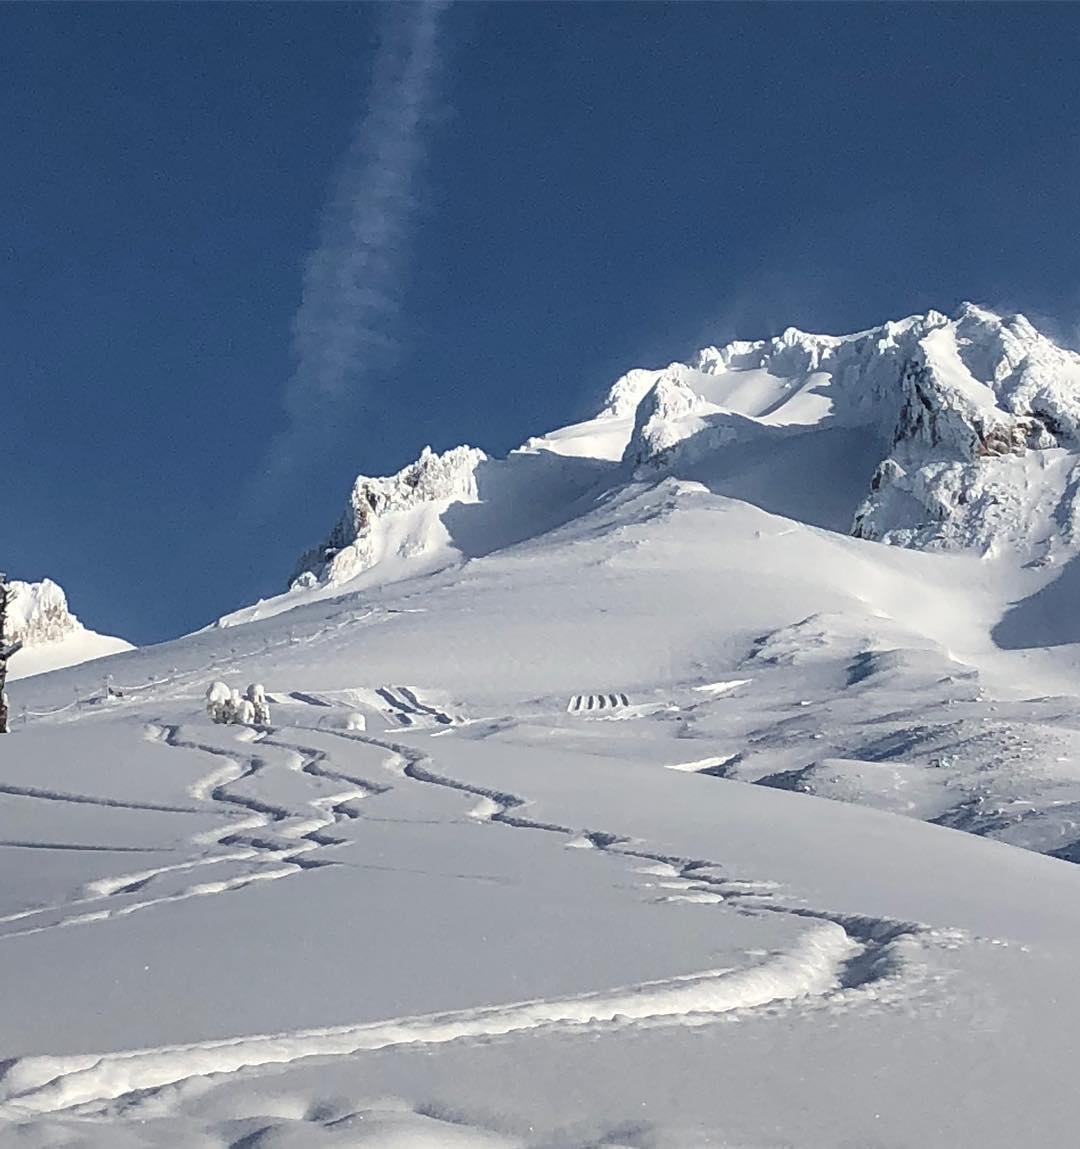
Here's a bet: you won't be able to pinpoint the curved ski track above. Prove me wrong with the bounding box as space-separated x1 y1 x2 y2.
0 708 959 1121
0 724 391 942
0 680 969 1121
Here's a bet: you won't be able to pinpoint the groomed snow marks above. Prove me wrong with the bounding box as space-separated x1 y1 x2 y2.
0 921 859 1117
567 693 630 713
377 686 454 726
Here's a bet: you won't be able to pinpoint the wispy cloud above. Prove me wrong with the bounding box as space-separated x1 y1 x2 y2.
266 1 449 482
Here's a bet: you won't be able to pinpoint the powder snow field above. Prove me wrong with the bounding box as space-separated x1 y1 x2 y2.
6 479 1080 1147
8 305 1080 1145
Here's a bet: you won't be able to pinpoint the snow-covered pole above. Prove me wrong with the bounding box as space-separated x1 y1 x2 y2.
0 573 7 733
0 573 21 734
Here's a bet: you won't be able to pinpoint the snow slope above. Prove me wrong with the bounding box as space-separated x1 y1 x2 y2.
7 304 1080 1144
3 578 132 682
6 568 1080 1146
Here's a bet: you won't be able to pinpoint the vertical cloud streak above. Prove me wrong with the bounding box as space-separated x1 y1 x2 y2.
267 1 448 484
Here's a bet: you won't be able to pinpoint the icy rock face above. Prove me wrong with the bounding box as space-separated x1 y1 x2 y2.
292 445 486 588
4 579 83 647
622 371 718 471
853 306 1080 552
608 303 1080 556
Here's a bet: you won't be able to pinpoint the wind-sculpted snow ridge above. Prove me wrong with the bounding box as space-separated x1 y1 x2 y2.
291 444 486 588
3 578 132 681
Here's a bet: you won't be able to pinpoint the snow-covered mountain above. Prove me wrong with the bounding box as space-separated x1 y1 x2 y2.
207 303 1080 860
10 304 1080 1146
3 578 132 681
288 304 1080 604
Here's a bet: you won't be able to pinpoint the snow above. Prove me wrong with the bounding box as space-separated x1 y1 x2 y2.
9 304 1080 1144
264 303 1080 631
6 661 1080 1146
290 445 487 590
3 579 132 682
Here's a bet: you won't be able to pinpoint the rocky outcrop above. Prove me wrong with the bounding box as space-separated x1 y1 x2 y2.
0 578 132 680
852 310 1080 552
5 579 82 646
292 445 486 588
621 372 718 472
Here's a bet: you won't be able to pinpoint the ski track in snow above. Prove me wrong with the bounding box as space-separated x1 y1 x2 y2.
0 701 953 1121
0 922 862 1120
0 723 392 942
324 725 935 985
0 782 206 815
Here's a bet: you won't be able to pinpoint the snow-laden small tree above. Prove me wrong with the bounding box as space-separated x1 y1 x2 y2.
207 682 270 726
246 683 270 725
205 681 232 724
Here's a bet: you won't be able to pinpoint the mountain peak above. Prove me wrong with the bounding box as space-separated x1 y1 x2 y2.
952 300 1002 324
277 305 1080 612
291 444 487 589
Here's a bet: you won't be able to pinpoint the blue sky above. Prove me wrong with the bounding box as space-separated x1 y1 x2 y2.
4 2 1080 643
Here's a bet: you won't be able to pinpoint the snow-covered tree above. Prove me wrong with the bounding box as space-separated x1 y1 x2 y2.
246 683 271 725
205 681 232 724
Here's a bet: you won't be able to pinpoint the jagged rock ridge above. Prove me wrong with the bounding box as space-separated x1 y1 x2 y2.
292 445 486 588
291 303 1080 592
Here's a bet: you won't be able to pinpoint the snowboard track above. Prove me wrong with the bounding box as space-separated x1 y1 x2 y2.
0 713 956 1122
0 723 392 942
329 728 936 997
